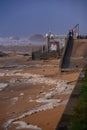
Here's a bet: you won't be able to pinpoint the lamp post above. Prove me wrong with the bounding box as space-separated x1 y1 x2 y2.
45 33 49 52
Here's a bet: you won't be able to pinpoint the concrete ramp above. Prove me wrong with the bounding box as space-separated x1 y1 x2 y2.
60 38 87 71
60 36 74 69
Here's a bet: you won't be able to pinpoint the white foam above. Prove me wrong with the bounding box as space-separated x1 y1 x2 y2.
20 93 24 96
11 97 18 105
13 121 42 130
0 83 8 91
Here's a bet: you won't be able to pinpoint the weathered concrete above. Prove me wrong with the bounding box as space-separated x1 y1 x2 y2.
60 38 87 71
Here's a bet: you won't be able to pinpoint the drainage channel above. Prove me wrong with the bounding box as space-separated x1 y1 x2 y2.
55 71 83 130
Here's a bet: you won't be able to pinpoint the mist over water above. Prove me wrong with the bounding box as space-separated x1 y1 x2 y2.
0 37 45 46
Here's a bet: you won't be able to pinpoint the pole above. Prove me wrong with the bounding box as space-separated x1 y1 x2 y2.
46 34 49 52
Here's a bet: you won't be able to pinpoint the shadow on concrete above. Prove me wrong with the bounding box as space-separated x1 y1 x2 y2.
61 36 74 69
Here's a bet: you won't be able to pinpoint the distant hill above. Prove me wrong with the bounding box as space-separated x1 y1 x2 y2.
29 34 45 43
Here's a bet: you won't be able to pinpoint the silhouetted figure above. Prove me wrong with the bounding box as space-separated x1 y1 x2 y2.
69 30 72 37
69 30 74 37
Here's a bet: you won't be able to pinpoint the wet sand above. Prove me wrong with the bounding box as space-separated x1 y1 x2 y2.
0 56 80 130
